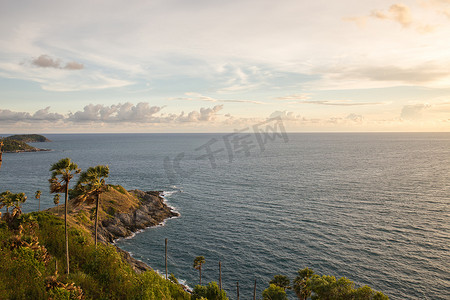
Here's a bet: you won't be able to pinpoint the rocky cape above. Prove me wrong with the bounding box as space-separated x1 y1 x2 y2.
1 138 50 153
98 190 178 273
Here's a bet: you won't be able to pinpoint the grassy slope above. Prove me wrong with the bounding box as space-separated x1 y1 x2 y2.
48 185 140 238
0 186 190 300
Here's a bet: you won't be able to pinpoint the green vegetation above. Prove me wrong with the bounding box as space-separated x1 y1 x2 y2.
1 156 390 300
192 282 228 300
263 284 288 300
0 134 50 153
35 190 42 211
0 138 38 152
193 256 206 285
0 212 190 299
76 165 110 247
110 184 127 194
49 158 81 275
265 267 389 300
5 134 51 143
270 274 291 290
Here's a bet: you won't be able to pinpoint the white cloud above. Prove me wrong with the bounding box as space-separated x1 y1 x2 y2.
0 103 226 125
400 103 431 120
0 107 64 122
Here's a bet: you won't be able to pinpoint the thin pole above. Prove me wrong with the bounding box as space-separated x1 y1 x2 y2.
236 281 239 300
253 279 256 300
219 261 222 291
64 183 69 275
165 238 168 280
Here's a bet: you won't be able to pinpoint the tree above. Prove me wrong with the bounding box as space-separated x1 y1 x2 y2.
0 190 14 214
193 256 206 285
76 165 109 247
11 192 27 216
35 190 42 211
270 275 290 290
293 268 389 300
293 267 315 300
53 194 60 214
192 282 228 300
0 191 27 223
49 158 80 275
262 284 288 300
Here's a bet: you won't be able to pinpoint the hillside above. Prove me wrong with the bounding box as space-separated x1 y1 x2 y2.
1 138 41 152
0 186 190 299
5 134 51 142
0 137 49 153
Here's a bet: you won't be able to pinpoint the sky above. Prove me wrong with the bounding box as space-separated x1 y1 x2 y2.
0 0 449 133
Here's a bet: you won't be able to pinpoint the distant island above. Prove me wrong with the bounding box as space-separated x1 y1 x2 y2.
0 134 50 153
4 134 51 143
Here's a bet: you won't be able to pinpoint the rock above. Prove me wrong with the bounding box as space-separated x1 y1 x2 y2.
95 190 179 273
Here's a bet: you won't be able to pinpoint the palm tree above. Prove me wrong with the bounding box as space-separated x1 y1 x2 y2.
35 190 42 211
0 191 26 220
49 158 81 275
53 194 60 215
11 192 27 217
193 256 206 285
0 190 14 214
76 165 109 247
293 268 315 300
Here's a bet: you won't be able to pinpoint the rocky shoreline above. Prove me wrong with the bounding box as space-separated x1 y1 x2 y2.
97 190 179 273
4 148 51 153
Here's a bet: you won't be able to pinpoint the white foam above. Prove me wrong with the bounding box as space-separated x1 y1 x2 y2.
160 190 182 214
177 279 193 292
155 270 193 292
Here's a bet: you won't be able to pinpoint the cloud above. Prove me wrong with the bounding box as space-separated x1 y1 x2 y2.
67 103 224 124
400 104 431 120
32 55 61 68
0 103 226 125
269 110 304 121
320 63 450 86
0 107 64 122
31 54 84 70
346 113 364 123
68 102 163 122
420 0 450 18
371 4 413 28
347 3 442 33
64 61 84 70
275 94 382 106
176 105 223 122
169 92 264 104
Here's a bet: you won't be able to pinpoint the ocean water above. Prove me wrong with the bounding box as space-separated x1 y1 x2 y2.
0 133 449 300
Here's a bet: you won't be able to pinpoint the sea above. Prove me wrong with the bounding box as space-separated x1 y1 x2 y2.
0 132 449 300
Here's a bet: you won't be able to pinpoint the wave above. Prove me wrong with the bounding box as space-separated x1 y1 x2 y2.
161 189 182 214
154 269 193 292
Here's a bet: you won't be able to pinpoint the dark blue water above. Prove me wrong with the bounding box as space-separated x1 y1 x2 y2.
1 133 449 299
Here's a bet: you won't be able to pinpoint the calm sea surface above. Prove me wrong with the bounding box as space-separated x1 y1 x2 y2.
0 133 449 299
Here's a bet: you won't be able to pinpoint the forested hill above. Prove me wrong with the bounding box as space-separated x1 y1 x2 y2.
4 134 51 142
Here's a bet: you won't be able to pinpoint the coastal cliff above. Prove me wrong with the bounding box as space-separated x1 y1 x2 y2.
99 190 179 273
99 190 178 243
48 186 179 273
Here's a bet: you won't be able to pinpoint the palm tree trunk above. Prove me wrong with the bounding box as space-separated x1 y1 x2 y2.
38 198 40 211
64 183 70 275
95 193 99 247
199 266 202 285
